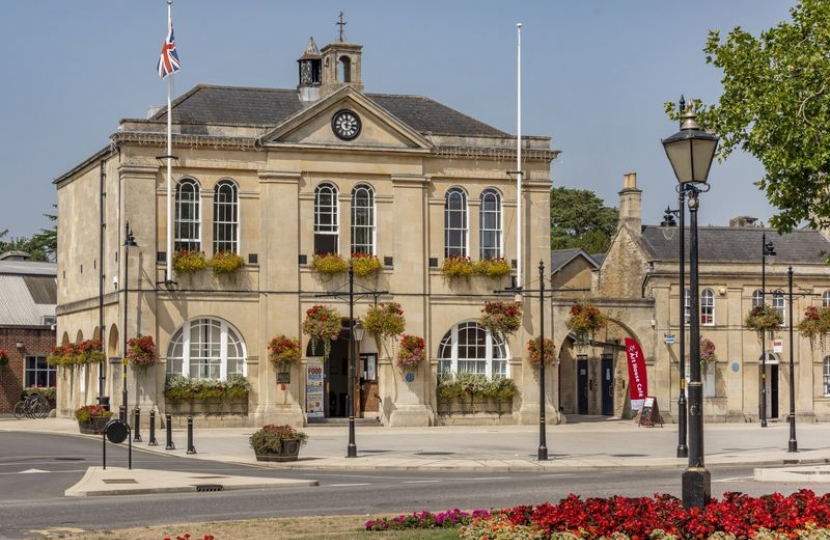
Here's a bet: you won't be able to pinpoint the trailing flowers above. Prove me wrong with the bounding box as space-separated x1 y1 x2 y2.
47 339 106 367
745 305 783 341
480 301 522 339
798 306 830 350
268 335 301 369
396 334 425 371
127 334 157 371
565 300 607 346
526 337 556 367
302 305 342 359
363 302 405 356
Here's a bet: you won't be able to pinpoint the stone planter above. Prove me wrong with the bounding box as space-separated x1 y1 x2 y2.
78 415 111 435
254 438 302 462
437 396 513 414
164 398 249 416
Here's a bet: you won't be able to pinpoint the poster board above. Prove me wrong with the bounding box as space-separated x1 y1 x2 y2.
637 396 663 428
306 360 325 418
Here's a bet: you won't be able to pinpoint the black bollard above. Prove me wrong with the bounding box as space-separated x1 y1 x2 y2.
119 405 126 423
186 416 197 455
133 407 142 442
148 410 158 446
165 414 175 450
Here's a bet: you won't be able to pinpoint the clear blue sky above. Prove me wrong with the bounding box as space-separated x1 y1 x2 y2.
0 0 795 239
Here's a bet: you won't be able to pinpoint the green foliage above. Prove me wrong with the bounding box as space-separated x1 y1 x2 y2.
311 253 349 274
74 404 112 423
745 305 784 339
210 251 245 276
249 424 308 454
436 373 517 404
550 187 618 253
163 374 251 403
173 250 208 274
683 0 830 232
364 302 406 355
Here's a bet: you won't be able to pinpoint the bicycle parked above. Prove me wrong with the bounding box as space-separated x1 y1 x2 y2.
13 392 51 419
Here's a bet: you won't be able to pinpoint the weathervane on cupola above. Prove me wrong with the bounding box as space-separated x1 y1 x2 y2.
337 11 347 42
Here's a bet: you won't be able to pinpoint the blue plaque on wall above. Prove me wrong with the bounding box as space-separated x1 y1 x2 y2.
731 362 740 373
405 371 415 383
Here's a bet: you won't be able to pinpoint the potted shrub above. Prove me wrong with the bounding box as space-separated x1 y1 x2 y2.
173 250 208 275
745 305 783 341
474 258 512 278
302 305 342 359
363 302 405 356
351 253 383 277
311 253 348 275
127 334 157 372
565 300 607 346
441 256 475 278
479 300 522 339
396 334 425 373
798 306 830 350
527 337 556 368
268 335 301 371
700 337 717 373
75 404 113 435
250 424 308 462
210 251 246 277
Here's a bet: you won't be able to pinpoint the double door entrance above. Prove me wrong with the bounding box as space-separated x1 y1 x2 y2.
307 334 379 419
576 355 614 416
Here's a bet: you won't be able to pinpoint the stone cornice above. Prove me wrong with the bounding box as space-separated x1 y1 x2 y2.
112 131 258 152
258 170 301 184
432 145 559 163
391 174 428 186
117 163 159 177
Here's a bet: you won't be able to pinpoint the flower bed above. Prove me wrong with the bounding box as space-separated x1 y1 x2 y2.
366 509 491 531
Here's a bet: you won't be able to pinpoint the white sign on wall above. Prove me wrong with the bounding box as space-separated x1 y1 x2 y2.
773 339 783 354
306 360 325 418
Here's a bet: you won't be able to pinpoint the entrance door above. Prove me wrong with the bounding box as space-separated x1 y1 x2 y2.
768 364 779 419
325 339 349 418
601 355 614 416
577 358 589 415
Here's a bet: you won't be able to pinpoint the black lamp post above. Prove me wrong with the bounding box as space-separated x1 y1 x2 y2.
787 266 798 452
760 233 776 427
537 260 548 461
662 99 719 509
346 262 365 458
122 223 138 421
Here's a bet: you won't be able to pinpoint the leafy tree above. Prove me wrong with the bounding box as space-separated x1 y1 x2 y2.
0 207 57 262
685 0 830 232
550 186 619 253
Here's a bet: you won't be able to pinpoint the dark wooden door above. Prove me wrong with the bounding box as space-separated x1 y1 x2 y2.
601 356 614 416
577 358 589 415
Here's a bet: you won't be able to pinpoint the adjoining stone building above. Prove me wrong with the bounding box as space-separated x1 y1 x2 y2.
54 34 561 427
553 173 830 422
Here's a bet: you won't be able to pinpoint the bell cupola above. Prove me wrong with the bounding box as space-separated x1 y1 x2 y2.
297 37 322 102
320 11 364 98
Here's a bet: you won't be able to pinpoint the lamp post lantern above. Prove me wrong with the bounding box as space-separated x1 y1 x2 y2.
760 233 776 427
122 223 138 421
662 99 719 509
787 266 798 452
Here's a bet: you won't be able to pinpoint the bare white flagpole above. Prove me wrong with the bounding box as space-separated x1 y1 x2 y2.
516 23 523 290
166 0 173 282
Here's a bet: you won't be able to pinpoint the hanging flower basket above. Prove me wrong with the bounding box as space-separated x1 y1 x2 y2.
527 337 556 367
173 250 208 275
268 335 301 370
302 305 342 359
700 337 717 373
311 253 349 275
396 334 425 371
363 302 405 356
441 256 475 278
480 301 522 339
351 253 383 277
745 305 783 341
0 349 7 369
798 306 830 351
210 251 246 277
565 300 607 346
475 258 512 278
127 334 157 371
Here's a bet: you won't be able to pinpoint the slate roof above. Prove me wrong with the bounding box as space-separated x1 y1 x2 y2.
551 248 602 273
638 226 830 264
152 85 510 137
0 261 56 326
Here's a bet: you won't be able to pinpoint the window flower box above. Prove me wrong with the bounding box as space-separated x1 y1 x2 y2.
311 253 348 275
474 258 512 278
210 251 245 277
350 253 383 277
173 250 208 275
441 256 475 278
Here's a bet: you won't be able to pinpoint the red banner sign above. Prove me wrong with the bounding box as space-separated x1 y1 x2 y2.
624 338 648 410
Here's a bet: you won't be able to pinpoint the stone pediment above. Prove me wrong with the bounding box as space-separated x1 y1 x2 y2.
261 87 432 150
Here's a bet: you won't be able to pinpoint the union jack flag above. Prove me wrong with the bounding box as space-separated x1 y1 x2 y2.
156 25 180 79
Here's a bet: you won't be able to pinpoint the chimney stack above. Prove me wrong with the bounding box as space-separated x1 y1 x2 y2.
618 172 642 234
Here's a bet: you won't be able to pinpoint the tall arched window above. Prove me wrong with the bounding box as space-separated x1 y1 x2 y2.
480 189 502 260
175 178 201 252
823 291 830 308
314 183 339 255
438 321 509 378
773 290 785 324
166 318 246 380
752 289 764 308
351 184 375 255
444 188 468 258
824 356 830 396
213 180 239 254
701 288 715 325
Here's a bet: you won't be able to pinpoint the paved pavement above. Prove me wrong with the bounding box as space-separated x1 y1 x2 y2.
2 416 828 494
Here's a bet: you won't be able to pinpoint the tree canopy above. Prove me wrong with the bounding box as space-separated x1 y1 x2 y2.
690 0 830 232
550 186 619 253
0 207 57 262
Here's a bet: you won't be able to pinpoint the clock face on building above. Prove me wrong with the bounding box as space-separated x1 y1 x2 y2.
331 109 361 140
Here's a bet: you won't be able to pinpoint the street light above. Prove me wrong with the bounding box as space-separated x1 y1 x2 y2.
122 223 138 423
347 263 364 458
787 266 798 452
760 233 776 428
662 98 719 509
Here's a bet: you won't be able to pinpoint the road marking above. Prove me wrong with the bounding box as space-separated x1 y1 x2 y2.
329 483 371 487
19 468 49 474
403 480 441 484
713 476 752 483
29 527 87 536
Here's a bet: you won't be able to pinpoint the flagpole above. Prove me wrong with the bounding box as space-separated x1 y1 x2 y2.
516 23 523 290
166 0 173 283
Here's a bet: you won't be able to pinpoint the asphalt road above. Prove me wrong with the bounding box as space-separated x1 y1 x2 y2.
0 432 827 540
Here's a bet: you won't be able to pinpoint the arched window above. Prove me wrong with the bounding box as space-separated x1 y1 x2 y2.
701 288 715 325
823 291 830 308
314 183 339 255
438 321 509 378
166 318 246 380
773 290 785 324
752 289 764 309
480 189 502 260
351 184 375 255
444 188 468 258
824 357 830 396
175 179 201 252
213 180 239 254
338 56 352 83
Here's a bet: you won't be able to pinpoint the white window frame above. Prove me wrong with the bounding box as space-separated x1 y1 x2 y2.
752 289 764 309
175 178 201 252
773 290 785 326
213 179 240 254
166 318 247 380
350 183 376 255
479 188 503 260
444 187 469 258
314 183 340 255
823 292 830 308
824 356 830 396
437 321 509 379
701 288 715 326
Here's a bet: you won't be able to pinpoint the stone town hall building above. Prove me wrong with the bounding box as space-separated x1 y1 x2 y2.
54 35 558 426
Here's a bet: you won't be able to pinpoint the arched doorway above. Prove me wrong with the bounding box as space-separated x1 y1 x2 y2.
305 318 353 419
